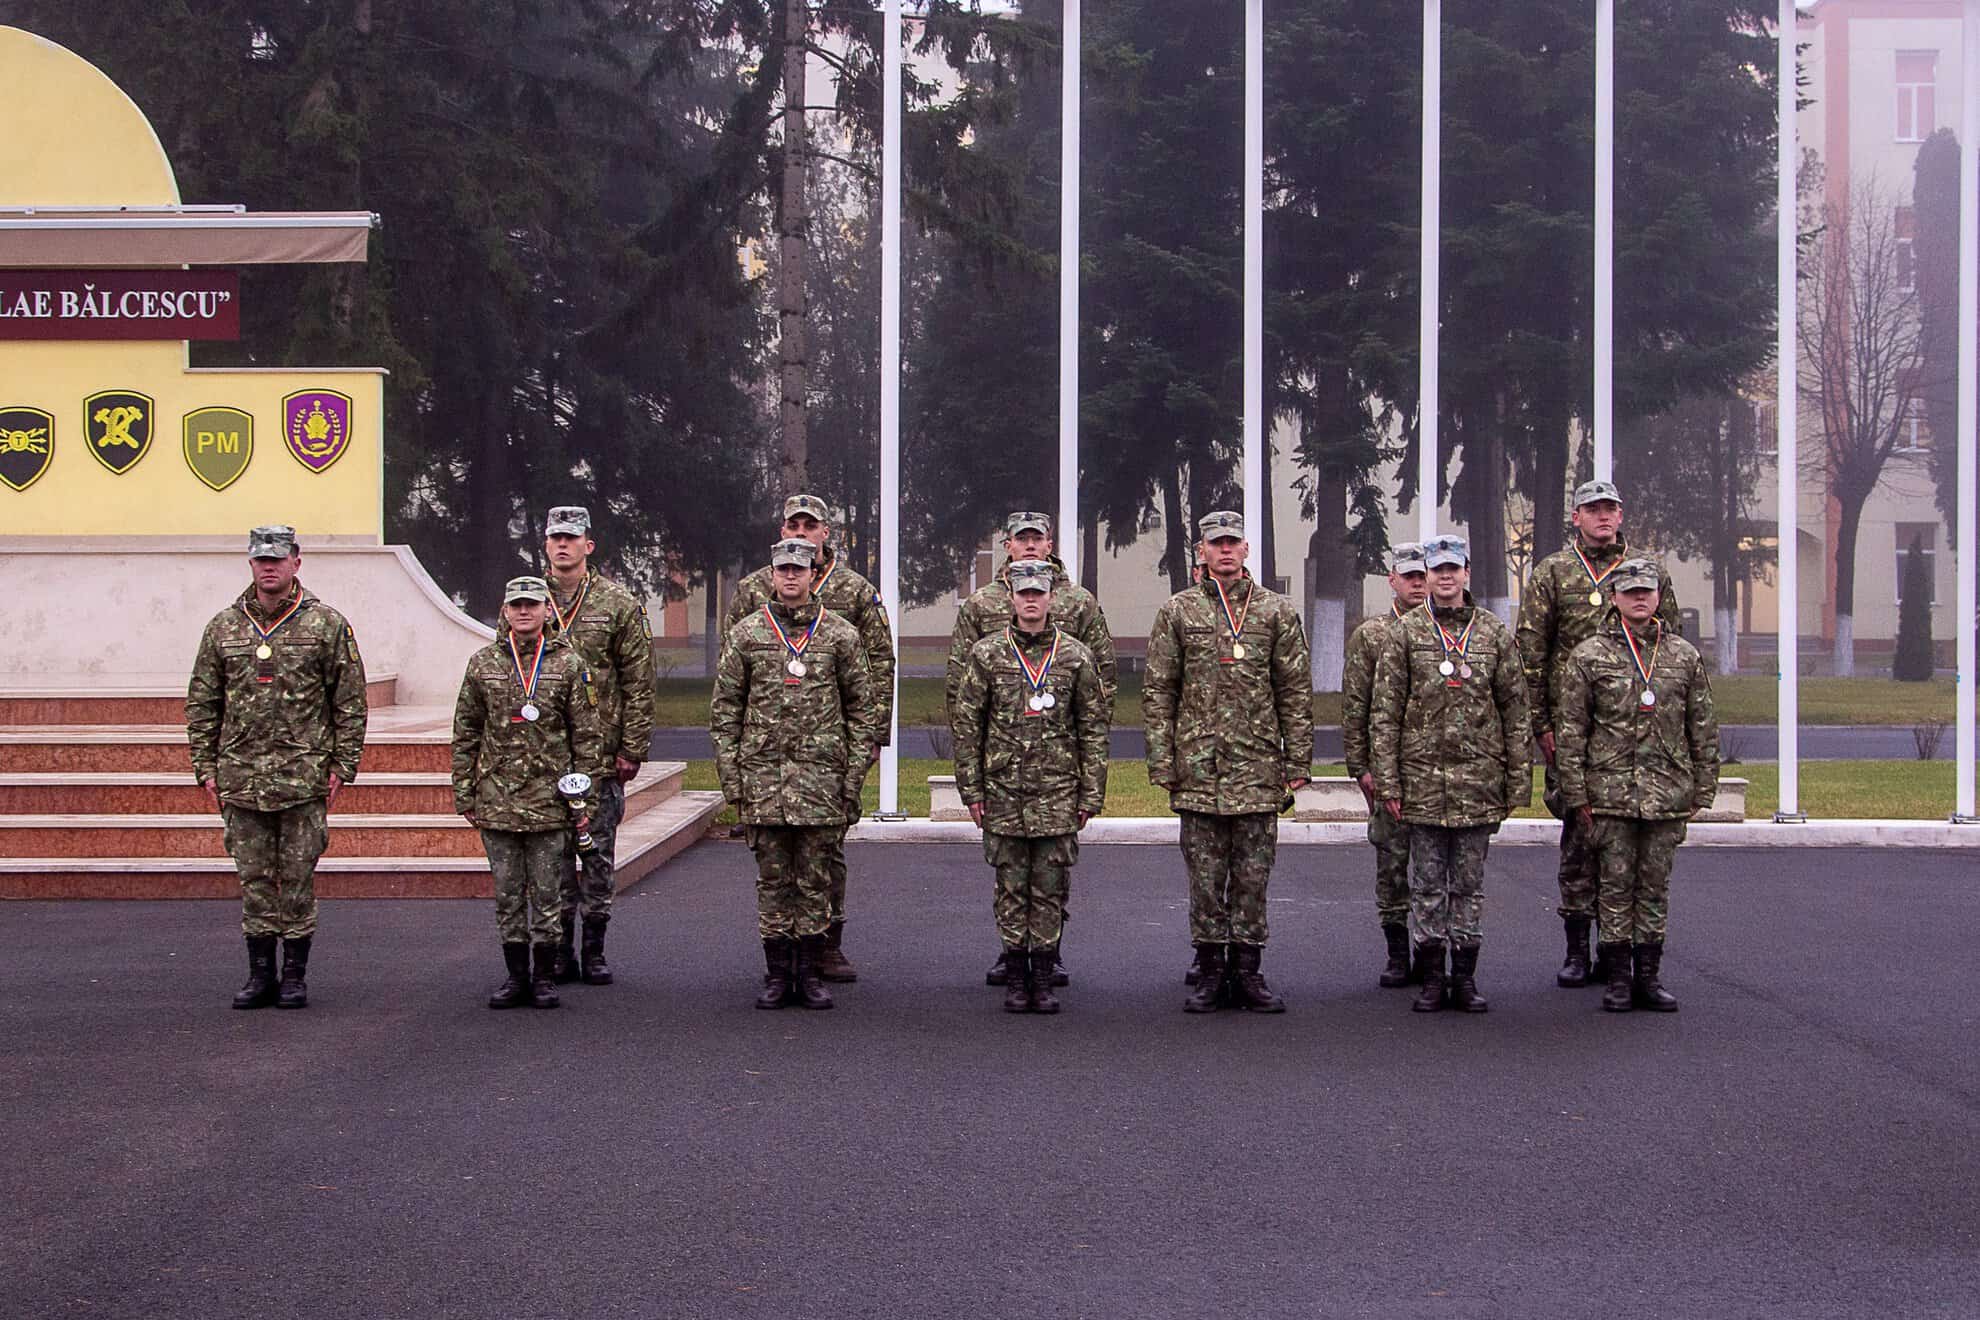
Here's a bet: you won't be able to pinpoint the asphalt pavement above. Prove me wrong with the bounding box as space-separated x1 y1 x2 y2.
4 842 1976 1319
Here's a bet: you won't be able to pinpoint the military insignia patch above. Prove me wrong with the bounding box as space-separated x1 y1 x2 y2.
84 389 154 475
183 406 253 492
282 389 352 473
0 406 55 492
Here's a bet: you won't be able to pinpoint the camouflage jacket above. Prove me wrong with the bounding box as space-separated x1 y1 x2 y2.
544 569 654 767
1555 616 1720 819
451 633 607 830
1142 574 1314 816
1369 597 1532 828
1516 536 1680 739
186 583 368 811
946 555 1117 714
1341 604 1409 781
710 600 881 826
950 626 1109 837
726 545 896 743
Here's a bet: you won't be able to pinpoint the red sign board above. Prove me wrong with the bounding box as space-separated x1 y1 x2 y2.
0 269 240 340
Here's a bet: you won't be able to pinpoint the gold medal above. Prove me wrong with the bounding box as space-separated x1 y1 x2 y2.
1231 643 1247 660
1588 591 1603 606
255 644 273 660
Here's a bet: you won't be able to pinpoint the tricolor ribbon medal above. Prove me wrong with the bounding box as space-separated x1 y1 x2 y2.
1433 610 1475 684
1009 627 1062 713
1622 619 1662 711
1574 545 1619 608
508 632 546 723
1212 576 1252 662
764 605 820 681
240 587 304 682
551 576 591 634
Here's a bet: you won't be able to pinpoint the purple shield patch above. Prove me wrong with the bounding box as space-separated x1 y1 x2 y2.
282 389 353 473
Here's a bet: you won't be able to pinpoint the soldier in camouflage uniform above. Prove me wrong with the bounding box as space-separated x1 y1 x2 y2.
1555 558 1719 1014
453 577 607 1010
724 494 892 981
187 526 368 1011
711 538 882 1011
1341 541 1428 988
948 510 1116 989
1517 480 1681 989
950 560 1110 1014
1370 534 1530 1015
533 505 655 987
1144 510 1314 1014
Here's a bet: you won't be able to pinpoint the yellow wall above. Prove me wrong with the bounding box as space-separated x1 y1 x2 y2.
0 27 384 540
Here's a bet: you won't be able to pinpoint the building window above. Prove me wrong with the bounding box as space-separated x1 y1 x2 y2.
1895 205 1916 291
1896 523 1936 606
1897 397 1932 453
959 548 995 599
1896 51 1937 142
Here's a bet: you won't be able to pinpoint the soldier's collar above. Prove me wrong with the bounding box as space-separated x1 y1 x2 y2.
770 598 821 624
239 581 310 619
1200 570 1252 598
1575 533 1627 560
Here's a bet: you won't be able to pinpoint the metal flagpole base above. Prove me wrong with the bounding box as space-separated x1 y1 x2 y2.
1951 813 1980 825
1772 810 1807 824
870 811 910 823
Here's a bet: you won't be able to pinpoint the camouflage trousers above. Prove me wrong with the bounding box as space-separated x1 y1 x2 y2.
1367 807 1412 927
559 775 625 924
1546 764 1600 918
826 825 850 925
481 828 566 946
1179 811 1277 946
984 831 1078 950
747 825 835 941
222 799 329 938
1590 815 1687 945
1408 824 1492 949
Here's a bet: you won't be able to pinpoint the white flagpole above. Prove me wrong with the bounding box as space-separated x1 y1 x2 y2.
1775 0 1801 821
878 0 902 816
1060 0 1081 582
1593 0 1615 482
1419 0 1440 543
1956 0 1978 820
1243 0 1264 571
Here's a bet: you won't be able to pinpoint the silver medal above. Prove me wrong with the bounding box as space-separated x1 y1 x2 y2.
1028 694 1046 712
1040 692 1056 709
520 703 540 722
1459 664 1473 679
1438 659 1455 677
787 660 807 677
1230 643 1247 660
1640 689 1656 707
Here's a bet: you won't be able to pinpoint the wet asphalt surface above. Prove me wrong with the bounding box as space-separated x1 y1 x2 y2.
4 841 1976 1319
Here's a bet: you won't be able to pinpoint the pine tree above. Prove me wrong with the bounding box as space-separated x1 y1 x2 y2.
1894 537 1935 682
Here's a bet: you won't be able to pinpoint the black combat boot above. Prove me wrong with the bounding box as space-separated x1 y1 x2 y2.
488 943 531 1009
529 945 561 1009
551 915 579 985
756 938 795 1009
1230 944 1286 1012
1588 921 1615 989
1001 946 1031 1012
816 920 858 983
1029 948 1062 1014
986 949 1013 987
580 916 613 985
794 934 835 1010
1448 944 1489 1013
232 935 279 1010
1049 949 1069 987
1599 942 1634 1012
1379 924 1412 988
1557 915 1593 987
1632 943 1678 1012
1183 943 1227 1013
1184 946 1207 986
276 936 311 1009
1411 941 1447 1013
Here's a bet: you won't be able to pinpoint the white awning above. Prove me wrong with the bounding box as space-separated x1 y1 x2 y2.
0 208 375 266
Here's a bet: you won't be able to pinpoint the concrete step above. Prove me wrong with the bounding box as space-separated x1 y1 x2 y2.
0 813 487 858
0 675 398 725
0 792 724 899
0 729 451 774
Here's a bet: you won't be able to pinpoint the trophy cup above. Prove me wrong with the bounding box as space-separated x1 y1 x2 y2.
557 772 599 856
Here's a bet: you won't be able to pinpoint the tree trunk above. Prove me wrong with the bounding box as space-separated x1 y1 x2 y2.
778 0 809 494
1082 518 1099 595
703 574 721 678
1162 466 1189 594
1833 496 1865 678
1306 473 1352 692
1529 408 1570 566
1261 432 1279 591
1713 560 1740 676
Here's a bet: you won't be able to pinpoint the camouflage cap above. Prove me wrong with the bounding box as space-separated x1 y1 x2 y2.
1005 510 1053 537
504 575 551 603
1610 556 1661 593
1198 509 1245 542
246 525 298 559
545 505 590 537
1422 534 1470 569
782 493 832 523
771 537 819 569
1574 479 1623 509
1391 541 1427 574
1007 560 1055 594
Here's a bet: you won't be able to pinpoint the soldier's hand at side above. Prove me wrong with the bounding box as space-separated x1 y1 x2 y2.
615 755 639 783
1384 798 1402 821
200 779 221 815
969 802 985 828
1077 809 1092 828
1357 773 1376 809
1286 777 1310 793
1576 805 1594 833
326 773 344 809
1538 731 1557 766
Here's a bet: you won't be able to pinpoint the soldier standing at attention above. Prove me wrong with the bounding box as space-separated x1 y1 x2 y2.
1144 510 1313 1014
187 526 368 1011
536 506 655 988
453 577 606 1011
724 494 892 982
1555 558 1719 1013
710 538 881 1011
1370 534 1530 1015
1341 541 1429 988
948 510 1116 989
1517 480 1680 990
950 560 1110 1014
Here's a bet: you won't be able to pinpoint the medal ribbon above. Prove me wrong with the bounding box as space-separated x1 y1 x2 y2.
1620 619 1662 698
550 575 591 633
1431 609 1475 663
1572 544 1619 595
762 604 821 664
812 553 836 599
240 586 304 645
1211 575 1252 650
1007 627 1062 696
508 632 546 703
